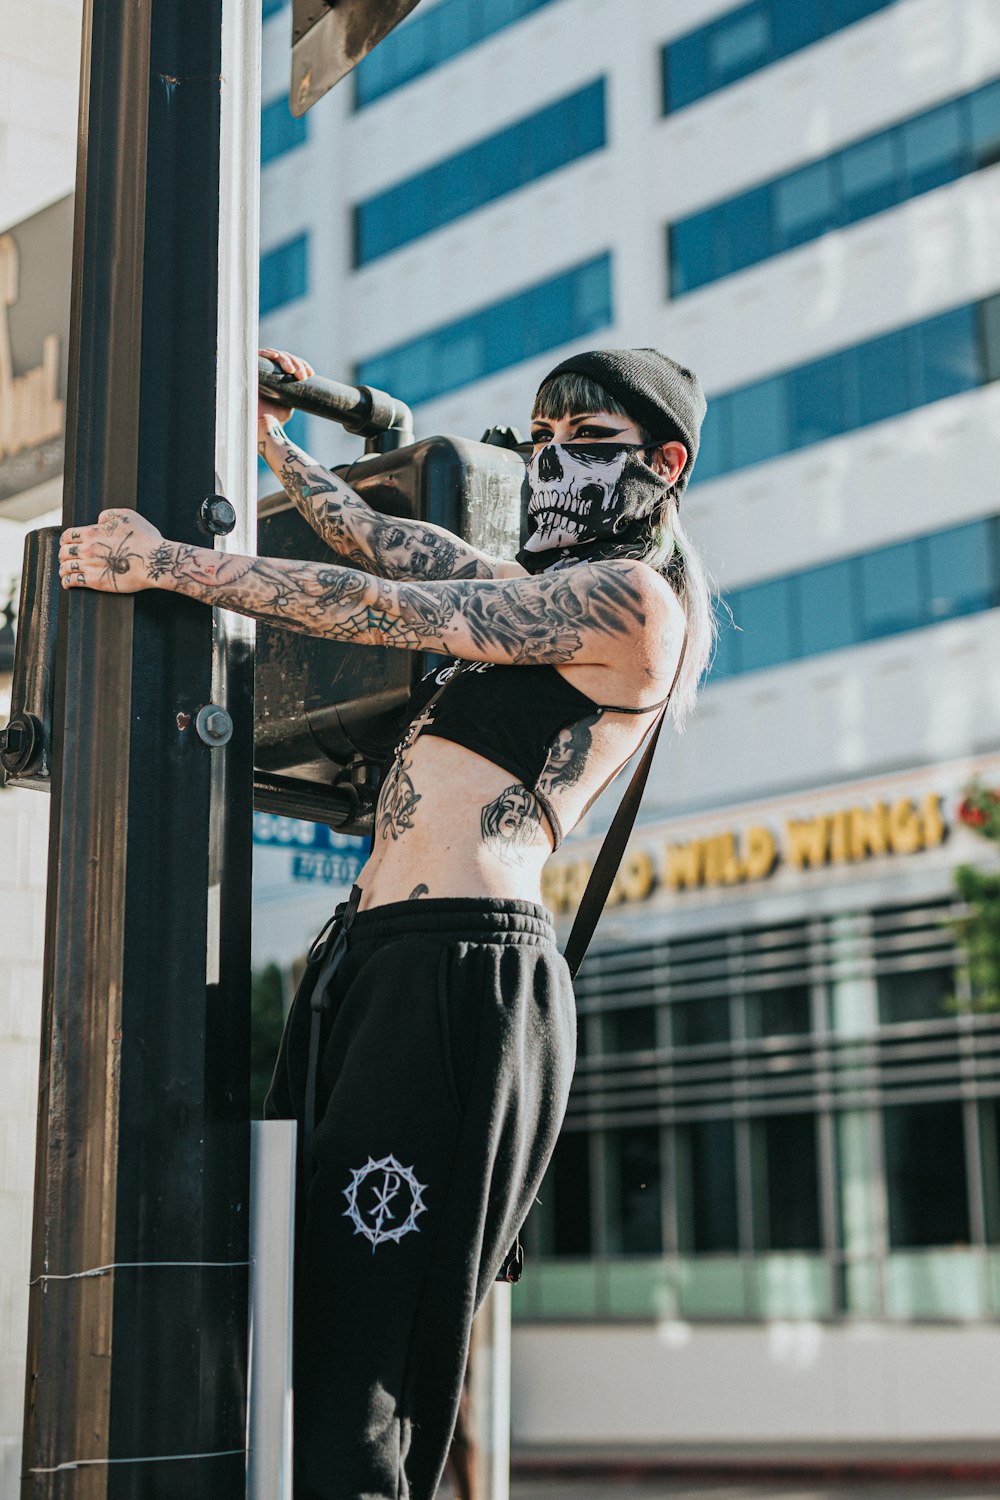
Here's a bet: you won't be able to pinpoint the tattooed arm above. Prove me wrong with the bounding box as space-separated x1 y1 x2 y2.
58 509 678 674
259 416 516 582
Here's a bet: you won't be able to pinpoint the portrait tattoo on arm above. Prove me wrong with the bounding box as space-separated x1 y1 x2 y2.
266 432 497 581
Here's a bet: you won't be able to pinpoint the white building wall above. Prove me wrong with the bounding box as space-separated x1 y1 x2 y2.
512 1322 1000 1448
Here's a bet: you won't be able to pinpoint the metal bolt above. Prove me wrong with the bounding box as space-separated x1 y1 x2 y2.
198 495 237 537
0 713 41 774
195 704 233 746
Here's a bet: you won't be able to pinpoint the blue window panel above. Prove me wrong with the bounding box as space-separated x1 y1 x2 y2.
262 0 285 16
900 100 965 196
789 353 846 449
710 515 1000 684
668 212 717 296
694 297 997 486
796 558 858 656
354 0 560 109
662 0 896 116
916 305 979 405
769 0 824 56
729 375 789 469
663 28 708 112
355 253 612 407
838 129 900 222
850 328 912 428
859 538 925 639
734 578 796 672
668 77 1000 297
709 3 771 86
260 234 309 316
695 400 728 481
710 605 739 680
354 79 606 265
926 520 999 621
774 159 838 250
981 294 1000 384
969 79 1000 168
719 185 773 276
260 96 307 166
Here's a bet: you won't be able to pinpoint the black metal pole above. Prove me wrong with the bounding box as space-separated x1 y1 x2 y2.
21 0 253 1494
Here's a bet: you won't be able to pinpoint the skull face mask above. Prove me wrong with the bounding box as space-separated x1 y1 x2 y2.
516 443 671 574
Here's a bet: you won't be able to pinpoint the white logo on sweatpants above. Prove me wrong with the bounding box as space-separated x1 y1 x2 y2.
343 1154 428 1249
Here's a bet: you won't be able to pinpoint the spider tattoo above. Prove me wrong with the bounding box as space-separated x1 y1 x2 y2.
97 532 146 590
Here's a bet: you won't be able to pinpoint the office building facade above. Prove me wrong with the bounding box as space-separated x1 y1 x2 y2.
234 0 1000 1456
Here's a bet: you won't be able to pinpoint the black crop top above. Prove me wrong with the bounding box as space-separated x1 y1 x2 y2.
396 659 672 850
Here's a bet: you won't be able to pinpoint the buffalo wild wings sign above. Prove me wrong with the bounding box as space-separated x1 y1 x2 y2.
542 790 949 915
0 195 72 509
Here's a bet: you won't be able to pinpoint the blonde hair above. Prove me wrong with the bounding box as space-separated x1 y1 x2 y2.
532 373 716 728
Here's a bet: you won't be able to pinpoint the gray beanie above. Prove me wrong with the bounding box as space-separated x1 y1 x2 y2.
538 346 707 490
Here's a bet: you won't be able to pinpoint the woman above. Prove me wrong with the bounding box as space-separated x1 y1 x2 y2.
59 345 712 1500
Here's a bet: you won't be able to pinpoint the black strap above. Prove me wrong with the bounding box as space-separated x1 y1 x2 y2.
562 637 687 980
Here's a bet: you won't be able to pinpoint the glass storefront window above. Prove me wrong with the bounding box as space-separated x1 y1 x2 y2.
883 1101 970 1247
750 1113 822 1250
979 1100 1000 1245
601 1005 657 1055
546 1130 593 1257
745 984 811 1037
671 995 731 1047
675 1118 740 1252
605 1127 663 1255
877 965 955 1024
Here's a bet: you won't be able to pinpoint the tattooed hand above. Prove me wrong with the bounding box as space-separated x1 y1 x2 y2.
258 347 313 434
58 509 166 594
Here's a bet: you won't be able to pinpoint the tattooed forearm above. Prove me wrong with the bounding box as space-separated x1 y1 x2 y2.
147 545 648 669
260 416 497 581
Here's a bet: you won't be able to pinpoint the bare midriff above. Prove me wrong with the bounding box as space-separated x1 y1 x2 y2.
355 660 667 911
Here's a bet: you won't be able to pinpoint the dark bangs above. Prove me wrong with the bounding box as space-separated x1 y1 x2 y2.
533 373 644 433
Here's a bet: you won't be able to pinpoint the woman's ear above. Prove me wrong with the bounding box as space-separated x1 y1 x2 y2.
650 440 687 485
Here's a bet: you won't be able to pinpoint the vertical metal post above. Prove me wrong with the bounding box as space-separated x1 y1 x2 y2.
469 1287 512 1500
247 1122 296 1500
20 0 255 1493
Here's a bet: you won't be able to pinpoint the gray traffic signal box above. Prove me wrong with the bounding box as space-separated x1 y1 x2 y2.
254 434 525 831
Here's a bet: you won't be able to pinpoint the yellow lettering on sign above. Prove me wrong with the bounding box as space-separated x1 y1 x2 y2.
541 860 592 914
610 849 656 905
785 817 828 869
829 809 851 864
888 798 921 855
850 802 889 860
744 825 777 881
665 840 706 890
0 237 64 461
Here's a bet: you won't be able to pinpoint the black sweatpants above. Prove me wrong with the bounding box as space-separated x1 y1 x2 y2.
264 895 576 1500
